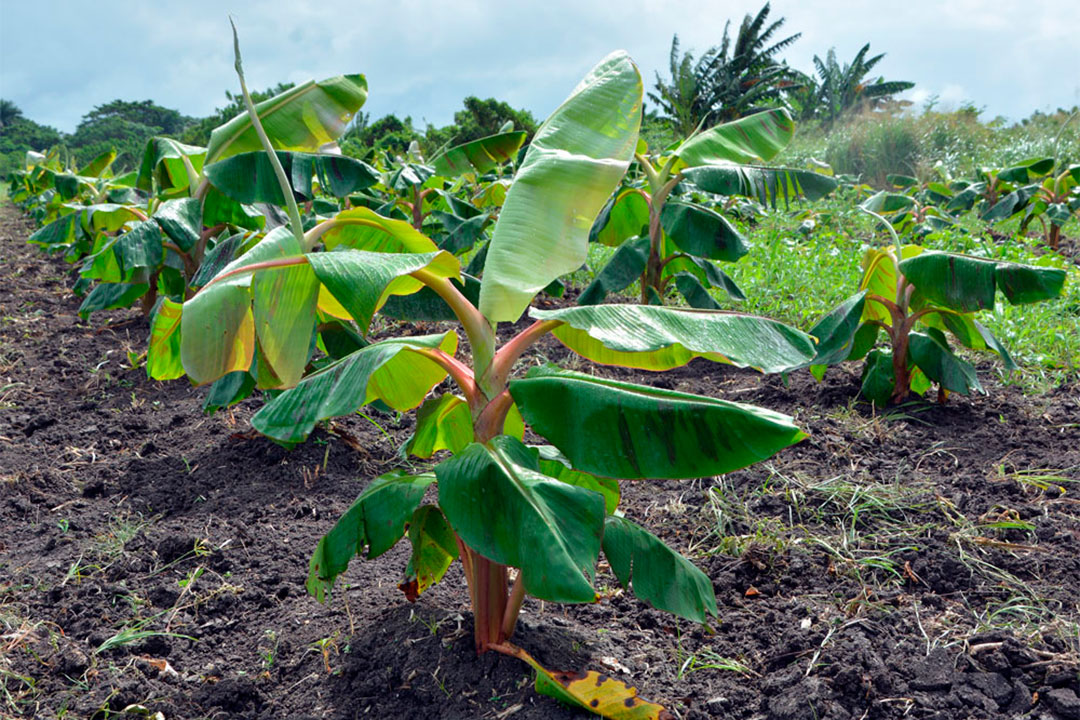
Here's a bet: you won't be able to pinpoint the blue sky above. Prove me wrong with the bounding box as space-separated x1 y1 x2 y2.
2 0 1078 134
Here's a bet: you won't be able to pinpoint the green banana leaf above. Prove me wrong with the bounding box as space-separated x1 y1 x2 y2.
577 236 649 305
206 74 368 163
673 273 722 309
602 514 717 623
860 350 895 406
430 131 527 176
674 108 794 167
509 366 806 480
662 254 744 300
204 151 378 204
436 436 605 604
660 200 748 262
307 470 435 601
78 283 148 320
806 291 868 367
899 251 1066 312
529 304 815 373
534 445 620 514
153 198 203 253
478 51 642 322
683 165 838 208
909 330 983 396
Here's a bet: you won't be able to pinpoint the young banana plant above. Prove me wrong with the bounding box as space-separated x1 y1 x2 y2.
806 210 1067 405
177 37 816 718
581 108 838 307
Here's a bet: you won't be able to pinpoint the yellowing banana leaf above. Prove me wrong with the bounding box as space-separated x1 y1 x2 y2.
430 130 527 176
206 74 368 163
479 51 642 322
591 189 651 248
406 394 474 458
147 299 184 381
530 304 814 373
436 436 604 604
251 333 458 443
858 245 924 324
136 137 206 194
81 149 117 178
320 207 438 254
510 366 806 480
251 240 319 388
181 227 302 384
399 505 459 602
499 643 673 720
307 249 459 332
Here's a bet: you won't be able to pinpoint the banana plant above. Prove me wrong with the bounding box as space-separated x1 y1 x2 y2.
1016 164 1080 251
946 157 1054 221
581 108 837 307
806 210 1066 405
860 188 959 239
178 40 816 718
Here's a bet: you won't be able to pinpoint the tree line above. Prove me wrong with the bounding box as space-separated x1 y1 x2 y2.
1 2 910 177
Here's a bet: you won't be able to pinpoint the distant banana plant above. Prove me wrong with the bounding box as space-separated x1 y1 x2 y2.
581 108 837 307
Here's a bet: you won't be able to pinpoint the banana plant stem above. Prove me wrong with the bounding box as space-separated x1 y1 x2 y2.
486 319 560 392
501 573 527 640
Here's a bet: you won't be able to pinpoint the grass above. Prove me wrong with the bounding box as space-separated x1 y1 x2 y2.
574 182 1080 392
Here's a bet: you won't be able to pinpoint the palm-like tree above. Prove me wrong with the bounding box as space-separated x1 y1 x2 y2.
696 3 801 122
809 45 914 125
0 99 24 130
648 36 711 139
649 3 801 138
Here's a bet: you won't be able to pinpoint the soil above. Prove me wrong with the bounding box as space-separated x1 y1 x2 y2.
2 201 1079 720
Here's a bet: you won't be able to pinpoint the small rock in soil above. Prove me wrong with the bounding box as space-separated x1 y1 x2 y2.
766 677 832 720
910 648 955 691
1041 687 1080 720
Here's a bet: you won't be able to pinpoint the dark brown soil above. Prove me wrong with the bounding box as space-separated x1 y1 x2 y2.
2 202 1079 720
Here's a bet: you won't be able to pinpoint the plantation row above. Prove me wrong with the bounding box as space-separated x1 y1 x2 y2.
6 30 1071 718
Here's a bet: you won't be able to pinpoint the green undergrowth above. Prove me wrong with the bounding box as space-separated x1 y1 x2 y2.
577 193 1079 392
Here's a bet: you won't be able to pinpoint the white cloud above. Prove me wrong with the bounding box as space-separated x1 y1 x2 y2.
1 0 1076 134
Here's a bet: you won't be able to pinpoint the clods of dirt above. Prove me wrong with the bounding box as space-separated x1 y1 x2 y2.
1 203 1078 719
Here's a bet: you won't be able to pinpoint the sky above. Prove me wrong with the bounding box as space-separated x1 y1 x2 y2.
2 0 1078 134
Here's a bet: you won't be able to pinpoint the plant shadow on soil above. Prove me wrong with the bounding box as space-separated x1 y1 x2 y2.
2 203 1079 719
